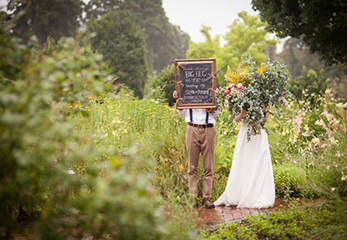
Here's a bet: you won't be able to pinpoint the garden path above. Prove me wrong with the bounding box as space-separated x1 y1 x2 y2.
195 198 317 228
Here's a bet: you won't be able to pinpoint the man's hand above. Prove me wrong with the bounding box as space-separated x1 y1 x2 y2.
173 91 179 99
173 91 183 111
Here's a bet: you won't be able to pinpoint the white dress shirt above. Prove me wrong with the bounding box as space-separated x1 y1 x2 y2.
177 108 220 125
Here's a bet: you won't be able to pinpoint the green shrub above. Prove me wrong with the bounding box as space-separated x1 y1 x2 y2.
307 130 347 198
201 203 345 240
0 25 188 239
150 64 176 106
288 67 330 106
273 162 307 197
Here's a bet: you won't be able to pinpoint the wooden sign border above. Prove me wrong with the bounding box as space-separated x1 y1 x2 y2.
174 58 217 109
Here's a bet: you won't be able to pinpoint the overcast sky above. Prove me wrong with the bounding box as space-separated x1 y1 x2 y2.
162 0 258 44
0 0 5 10
162 0 283 52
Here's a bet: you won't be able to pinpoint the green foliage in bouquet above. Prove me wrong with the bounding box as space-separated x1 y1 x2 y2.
217 53 291 141
252 57 291 117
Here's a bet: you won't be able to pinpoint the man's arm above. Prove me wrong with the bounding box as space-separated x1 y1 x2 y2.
173 91 187 116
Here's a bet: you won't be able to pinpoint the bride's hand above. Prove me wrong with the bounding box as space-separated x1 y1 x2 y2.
260 103 268 112
235 109 247 123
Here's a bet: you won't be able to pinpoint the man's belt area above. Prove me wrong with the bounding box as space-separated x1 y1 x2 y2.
188 122 214 128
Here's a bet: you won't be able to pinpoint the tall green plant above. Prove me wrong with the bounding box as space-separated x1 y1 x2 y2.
288 67 330 105
0 25 181 239
0 28 109 236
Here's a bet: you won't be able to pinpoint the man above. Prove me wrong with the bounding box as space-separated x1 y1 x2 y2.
173 90 220 208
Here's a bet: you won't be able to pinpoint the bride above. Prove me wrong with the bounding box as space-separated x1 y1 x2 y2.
214 104 275 209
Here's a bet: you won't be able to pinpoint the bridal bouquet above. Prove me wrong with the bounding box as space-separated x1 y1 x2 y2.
218 53 291 141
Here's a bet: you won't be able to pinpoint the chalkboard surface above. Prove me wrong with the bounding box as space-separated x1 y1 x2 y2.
174 59 217 109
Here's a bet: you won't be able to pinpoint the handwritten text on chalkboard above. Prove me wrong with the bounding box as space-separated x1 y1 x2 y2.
179 64 213 104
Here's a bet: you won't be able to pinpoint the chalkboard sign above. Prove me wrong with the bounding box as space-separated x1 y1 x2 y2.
174 59 217 109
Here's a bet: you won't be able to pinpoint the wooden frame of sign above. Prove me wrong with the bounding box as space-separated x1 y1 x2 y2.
174 58 217 109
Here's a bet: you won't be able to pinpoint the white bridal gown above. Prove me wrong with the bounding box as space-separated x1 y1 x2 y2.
214 120 275 209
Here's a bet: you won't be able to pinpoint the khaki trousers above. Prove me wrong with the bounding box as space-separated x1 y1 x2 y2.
186 125 215 198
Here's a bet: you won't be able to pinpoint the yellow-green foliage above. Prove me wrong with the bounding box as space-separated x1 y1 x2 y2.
273 163 307 195
0 27 188 239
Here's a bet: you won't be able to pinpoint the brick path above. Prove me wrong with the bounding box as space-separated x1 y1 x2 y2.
196 206 265 227
195 198 307 228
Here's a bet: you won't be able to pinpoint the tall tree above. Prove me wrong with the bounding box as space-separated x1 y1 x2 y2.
83 0 122 22
8 0 83 44
277 38 346 79
84 0 189 74
171 24 190 61
277 37 346 99
187 11 277 86
87 10 147 98
121 0 177 74
252 0 347 66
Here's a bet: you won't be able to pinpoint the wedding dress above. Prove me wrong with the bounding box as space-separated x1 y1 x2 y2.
214 120 275 208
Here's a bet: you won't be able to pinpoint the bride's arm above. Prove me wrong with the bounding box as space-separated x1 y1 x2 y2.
262 105 269 124
235 109 247 123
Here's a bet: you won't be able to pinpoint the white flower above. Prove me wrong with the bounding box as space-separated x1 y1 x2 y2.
312 137 320 146
315 119 324 126
329 137 338 145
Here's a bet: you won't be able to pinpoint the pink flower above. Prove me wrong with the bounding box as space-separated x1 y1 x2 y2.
343 125 346 133
231 89 237 97
323 109 330 120
293 112 302 138
237 83 243 91
228 83 236 90
322 122 331 137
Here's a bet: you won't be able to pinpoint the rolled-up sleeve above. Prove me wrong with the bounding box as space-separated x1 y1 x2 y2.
210 108 221 117
177 109 187 117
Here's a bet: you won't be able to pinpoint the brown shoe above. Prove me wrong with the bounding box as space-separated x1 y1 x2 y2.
202 197 215 209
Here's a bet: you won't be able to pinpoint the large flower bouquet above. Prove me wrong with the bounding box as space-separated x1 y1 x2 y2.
217 53 291 141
